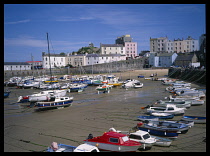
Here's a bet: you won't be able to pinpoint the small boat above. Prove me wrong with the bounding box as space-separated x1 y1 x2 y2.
150 135 172 147
150 113 174 119
157 100 191 108
133 82 143 88
4 91 11 98
84 131 141 152
137 116 159 122
35 96 73 110
146 104 185 116
47 142 100 152
109 128 155 150
122 79 140 89
96 84 112 94
128 130 156 150
136 122 179 140
69 83 87 92
137 75 144 78
29 90 67 102
181 116 206 124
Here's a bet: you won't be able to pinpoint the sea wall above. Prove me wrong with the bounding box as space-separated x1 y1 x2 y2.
168 67 206 84
4 58 145 79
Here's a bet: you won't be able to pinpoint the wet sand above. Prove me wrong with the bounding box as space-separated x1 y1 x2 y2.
4 69 206 152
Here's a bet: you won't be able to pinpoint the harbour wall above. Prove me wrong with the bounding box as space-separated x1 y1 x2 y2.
4 58 145 79
168 67 206 84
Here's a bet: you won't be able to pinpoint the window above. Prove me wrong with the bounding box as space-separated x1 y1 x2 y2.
109 138 119 143
129 134 142 140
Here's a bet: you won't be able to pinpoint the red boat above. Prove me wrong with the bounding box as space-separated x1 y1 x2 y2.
84 131 141 152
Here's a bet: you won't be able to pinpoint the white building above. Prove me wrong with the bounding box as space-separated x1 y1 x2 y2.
86 54 126 65
42 52 66 69
100 44 126 55
149 53 178 67
4 62 31 71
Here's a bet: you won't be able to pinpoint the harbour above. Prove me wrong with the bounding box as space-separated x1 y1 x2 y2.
4 69 206 152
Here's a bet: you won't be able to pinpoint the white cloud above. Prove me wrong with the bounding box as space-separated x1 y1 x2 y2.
5 19 31 24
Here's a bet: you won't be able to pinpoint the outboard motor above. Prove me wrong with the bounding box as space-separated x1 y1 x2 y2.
87 133 93 139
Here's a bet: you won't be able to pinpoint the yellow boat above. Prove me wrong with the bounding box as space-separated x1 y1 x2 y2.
44 80 59 83
108 82 123 86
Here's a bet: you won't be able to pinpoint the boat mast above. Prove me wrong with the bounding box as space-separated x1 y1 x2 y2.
46 32 53 84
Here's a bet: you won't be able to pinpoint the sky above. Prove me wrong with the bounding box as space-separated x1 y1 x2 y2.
4 4 206 62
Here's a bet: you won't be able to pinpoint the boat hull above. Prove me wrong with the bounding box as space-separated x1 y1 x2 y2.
85 142 139 152
137 127 178 140
36 99 73 110
181 116 206 124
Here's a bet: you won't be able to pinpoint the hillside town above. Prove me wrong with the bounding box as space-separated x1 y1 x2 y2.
4 34 206 71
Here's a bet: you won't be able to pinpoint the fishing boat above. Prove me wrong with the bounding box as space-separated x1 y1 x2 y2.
136 122 179 139
35 96 73 110
150 112 174 119
133 82 143 88
137 113 174 122
146 104 185 116
137 116 159 122
84 131 141 152
169 95 204 106
29 90 67 102
157 100 191 108
128 130 156 150
95 84 112 94
181 116 206 124
4 91 11 98
69 83 87 92
122 79 140 89
47 142 100 152
109 128 155 150
140 120 190 134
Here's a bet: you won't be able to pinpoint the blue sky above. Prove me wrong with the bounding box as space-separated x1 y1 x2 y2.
4 4 206 62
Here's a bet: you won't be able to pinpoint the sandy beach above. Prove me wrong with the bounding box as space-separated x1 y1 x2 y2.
4 69 206 152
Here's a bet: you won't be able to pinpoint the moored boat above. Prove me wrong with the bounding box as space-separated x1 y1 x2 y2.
47 142 100 152
84 131 141 152
136 122 179 140
146 104 185 116
35 96 73 110
181 116 206 124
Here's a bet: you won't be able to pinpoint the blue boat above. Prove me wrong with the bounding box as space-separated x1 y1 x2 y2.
35 96 73 110
181 116 206 124
4 91 11 98
136 121 190 139
137 114 174 121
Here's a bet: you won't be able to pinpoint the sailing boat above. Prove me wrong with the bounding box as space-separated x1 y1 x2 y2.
34 33 73 110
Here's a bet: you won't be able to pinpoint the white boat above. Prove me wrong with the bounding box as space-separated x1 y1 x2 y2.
29 90 67 102
35 96 73 110
146 104 185 116
169 95 204 106
47 142 100 152
128 130 156 150
157 100 191 108
84 131 141 152
133 82 143 88
122 79 140 89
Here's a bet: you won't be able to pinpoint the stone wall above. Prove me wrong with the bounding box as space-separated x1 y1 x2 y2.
168 67 206 84
4 58 145 79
